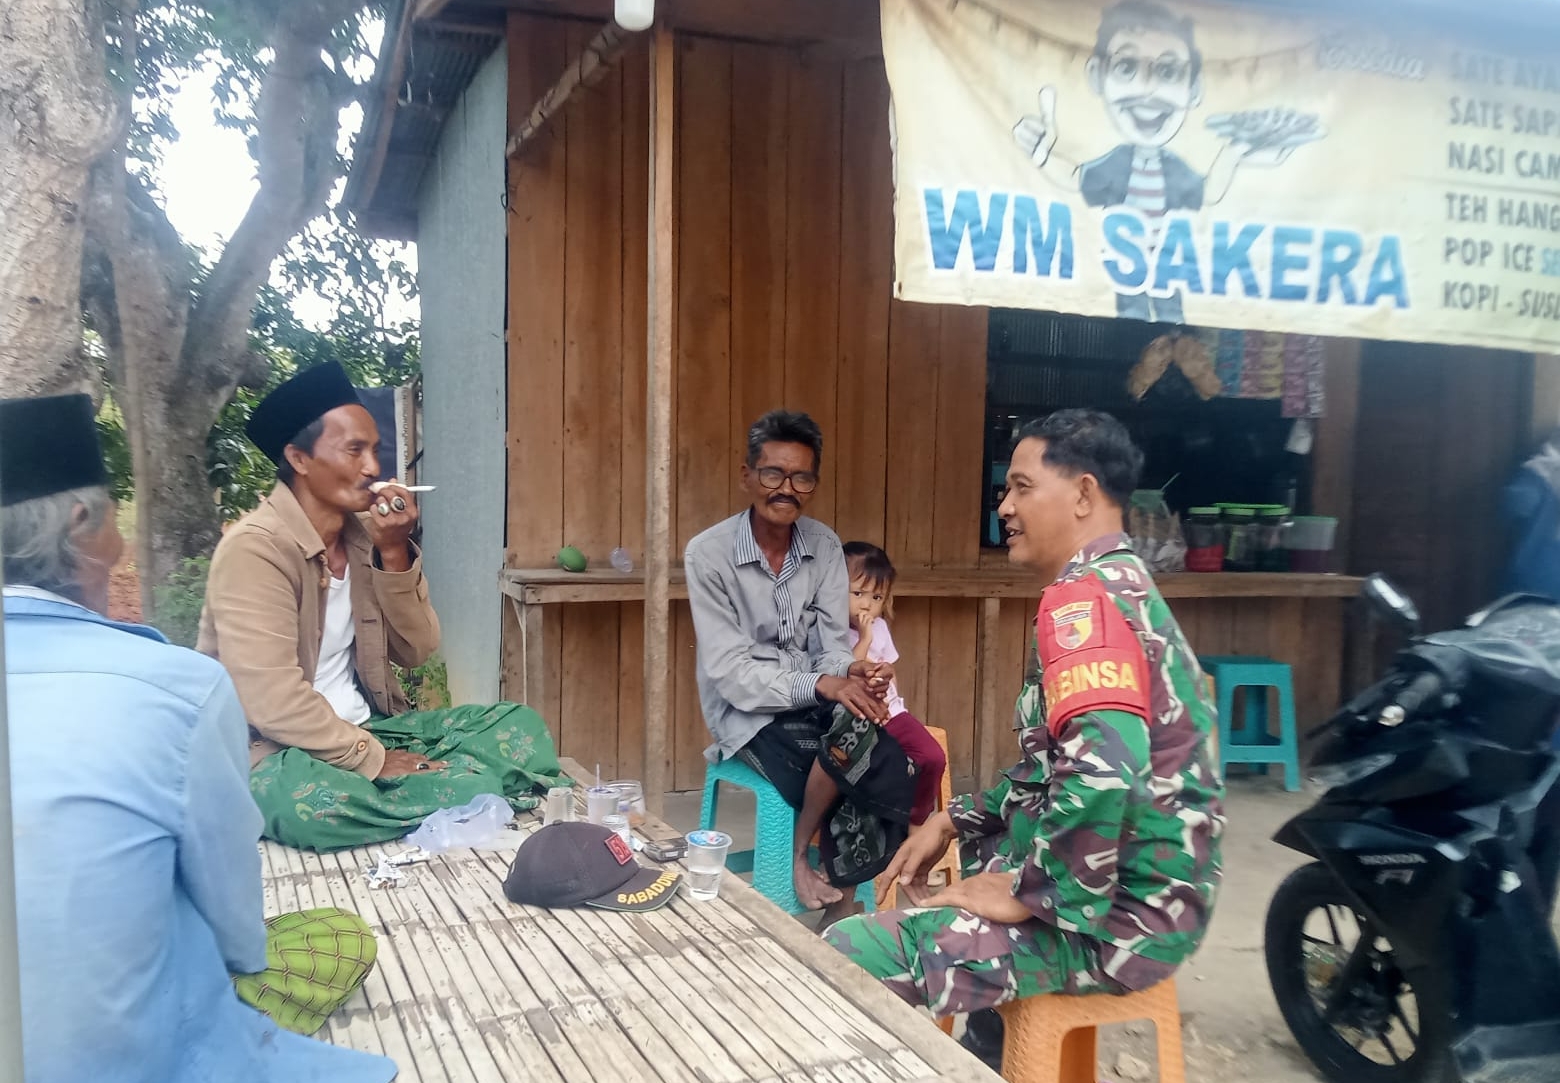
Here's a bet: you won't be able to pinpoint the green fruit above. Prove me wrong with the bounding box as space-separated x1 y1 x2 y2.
557 546 588 572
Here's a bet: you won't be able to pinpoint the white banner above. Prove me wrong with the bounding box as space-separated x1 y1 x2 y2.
883 0 1560 352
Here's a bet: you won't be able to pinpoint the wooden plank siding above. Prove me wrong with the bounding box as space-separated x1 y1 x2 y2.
503 15 992 786
500 14 1527 790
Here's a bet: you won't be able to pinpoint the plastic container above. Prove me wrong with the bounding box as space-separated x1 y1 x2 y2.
684 830 733 902
1222 508 1258 572
1256 507 1292 572
585 786 617 825
1285 516 1338 573
606 779 647 826
1184 507 1224 573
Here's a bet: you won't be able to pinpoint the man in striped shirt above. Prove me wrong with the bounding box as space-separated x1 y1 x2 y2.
686 410 913 918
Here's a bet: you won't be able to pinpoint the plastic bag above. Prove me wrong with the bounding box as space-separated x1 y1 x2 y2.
1127 490 1188 574
404 793 515 853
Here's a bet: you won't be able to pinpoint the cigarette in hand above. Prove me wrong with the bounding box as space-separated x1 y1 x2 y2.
370 482 436 493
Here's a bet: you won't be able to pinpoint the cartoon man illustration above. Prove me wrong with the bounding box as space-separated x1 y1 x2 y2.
1013 0 1309 323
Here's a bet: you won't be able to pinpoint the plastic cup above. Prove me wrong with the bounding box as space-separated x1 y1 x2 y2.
684 829 732 901
543 786 574 826
607 779 647 826
610 547 634 573
602 814 631 846
585 786 617 825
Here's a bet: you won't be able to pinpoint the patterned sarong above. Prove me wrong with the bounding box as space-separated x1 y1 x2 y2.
739 705 916 886
249 702 567 851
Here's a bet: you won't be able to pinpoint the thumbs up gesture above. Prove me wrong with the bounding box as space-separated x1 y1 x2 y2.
1012 86 1059 166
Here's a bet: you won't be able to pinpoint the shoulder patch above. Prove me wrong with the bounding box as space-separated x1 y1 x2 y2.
1037 576 1150 736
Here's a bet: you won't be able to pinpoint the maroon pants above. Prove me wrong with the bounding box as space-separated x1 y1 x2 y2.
883 711 947 824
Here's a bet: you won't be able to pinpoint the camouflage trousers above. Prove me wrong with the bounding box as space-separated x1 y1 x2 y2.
823 836 1120 1014
823 906 1120 1014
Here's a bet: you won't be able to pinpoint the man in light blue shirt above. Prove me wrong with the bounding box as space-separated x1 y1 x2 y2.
2 393 394 1083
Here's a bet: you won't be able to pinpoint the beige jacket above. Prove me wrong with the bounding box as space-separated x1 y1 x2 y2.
196 483 440 777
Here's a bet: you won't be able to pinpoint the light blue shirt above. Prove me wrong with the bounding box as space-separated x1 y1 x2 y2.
684 511 856 760
4 590 395 1083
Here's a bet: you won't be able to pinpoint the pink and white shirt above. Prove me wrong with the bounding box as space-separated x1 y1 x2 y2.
848 617 908 718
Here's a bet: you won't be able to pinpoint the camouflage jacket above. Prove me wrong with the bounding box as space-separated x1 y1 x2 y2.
948 533 1226 986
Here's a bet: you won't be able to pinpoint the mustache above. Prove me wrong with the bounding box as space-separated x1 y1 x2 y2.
1118 94 1174 112
767 494 799 506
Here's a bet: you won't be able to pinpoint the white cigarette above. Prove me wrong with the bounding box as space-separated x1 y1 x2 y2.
370 482 437 493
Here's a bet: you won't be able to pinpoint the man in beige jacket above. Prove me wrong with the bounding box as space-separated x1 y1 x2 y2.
199 362 564 850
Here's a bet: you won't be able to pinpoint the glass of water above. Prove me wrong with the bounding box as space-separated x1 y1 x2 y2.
684 830 732 901
543 786 574 826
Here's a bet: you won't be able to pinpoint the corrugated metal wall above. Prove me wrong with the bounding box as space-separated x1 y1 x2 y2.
417 42 509 705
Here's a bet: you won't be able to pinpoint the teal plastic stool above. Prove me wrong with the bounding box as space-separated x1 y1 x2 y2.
1199 655 1302 792
698 757 875 915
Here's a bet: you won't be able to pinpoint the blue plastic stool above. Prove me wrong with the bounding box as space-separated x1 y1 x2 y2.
698 757 875 915
1199 656 1301 792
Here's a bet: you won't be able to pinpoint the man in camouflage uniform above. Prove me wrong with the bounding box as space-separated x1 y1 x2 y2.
825 409 1224 1057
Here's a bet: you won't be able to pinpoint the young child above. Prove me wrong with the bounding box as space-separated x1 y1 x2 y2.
842 542 948 825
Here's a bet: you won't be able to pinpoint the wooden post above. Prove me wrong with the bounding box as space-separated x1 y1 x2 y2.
642 23 676 815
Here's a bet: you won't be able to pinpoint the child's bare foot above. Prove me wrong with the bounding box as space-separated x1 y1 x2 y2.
794 858 844 910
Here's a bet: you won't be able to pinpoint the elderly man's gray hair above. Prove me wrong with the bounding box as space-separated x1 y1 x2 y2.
2 486 114 602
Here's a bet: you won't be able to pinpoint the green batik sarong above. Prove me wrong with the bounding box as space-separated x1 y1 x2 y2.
249 702 567 851
233 907 377 1036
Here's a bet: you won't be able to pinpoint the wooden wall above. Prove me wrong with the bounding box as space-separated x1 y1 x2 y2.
502 16 992 790
1349 343 1532 634
499 14 1537 793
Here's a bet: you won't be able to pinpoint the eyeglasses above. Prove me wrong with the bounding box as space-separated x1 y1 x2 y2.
1108 53 1192 85
754 466 819 494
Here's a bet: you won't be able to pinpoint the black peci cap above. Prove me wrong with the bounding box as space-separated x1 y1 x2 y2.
245 362 363 465
0 394 111 507
504 821 682 912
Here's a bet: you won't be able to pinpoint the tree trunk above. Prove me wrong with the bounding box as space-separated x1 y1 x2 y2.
0 0 117 398
79 0 366 616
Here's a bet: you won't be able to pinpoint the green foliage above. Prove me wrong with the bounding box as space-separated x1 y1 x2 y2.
96 400 136 503
98 1 417 524
205 266 422 520
152 555 211 648
398 654 450 711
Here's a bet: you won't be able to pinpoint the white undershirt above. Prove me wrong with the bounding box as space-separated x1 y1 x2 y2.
313 566 372 725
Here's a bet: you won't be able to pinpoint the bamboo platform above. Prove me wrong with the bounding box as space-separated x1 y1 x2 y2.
257 759 997 1082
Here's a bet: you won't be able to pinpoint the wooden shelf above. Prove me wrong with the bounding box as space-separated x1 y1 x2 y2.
500 566 1363 605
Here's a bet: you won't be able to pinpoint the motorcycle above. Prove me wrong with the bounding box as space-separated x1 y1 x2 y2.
1264 575 1560 1083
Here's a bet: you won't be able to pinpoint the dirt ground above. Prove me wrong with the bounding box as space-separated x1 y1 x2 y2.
107 560 142 623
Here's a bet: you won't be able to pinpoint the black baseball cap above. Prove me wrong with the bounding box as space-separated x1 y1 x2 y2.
504 821 682 912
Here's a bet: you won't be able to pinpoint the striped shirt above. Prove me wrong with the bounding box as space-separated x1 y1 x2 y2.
1124 148 1169 248
685 510 856 761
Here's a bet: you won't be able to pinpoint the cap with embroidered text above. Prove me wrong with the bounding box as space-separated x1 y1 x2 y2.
503 821 681 912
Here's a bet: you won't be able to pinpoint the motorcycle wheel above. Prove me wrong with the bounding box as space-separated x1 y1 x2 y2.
1265 862 1454 1083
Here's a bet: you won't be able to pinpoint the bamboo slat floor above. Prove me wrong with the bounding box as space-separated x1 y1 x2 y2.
258 759 999 1082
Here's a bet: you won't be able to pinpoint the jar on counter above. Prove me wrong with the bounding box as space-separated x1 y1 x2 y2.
1256 507 1292 571
1222 507 1258 572
1184 507 1224 572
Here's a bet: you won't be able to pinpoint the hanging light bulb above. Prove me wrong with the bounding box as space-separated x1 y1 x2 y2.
614 0 654 31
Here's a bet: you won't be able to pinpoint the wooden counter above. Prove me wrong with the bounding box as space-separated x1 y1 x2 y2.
500 566 1363 604
498 565 1365 791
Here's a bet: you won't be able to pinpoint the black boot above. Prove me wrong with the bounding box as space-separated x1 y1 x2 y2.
959 1008 1004 1073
